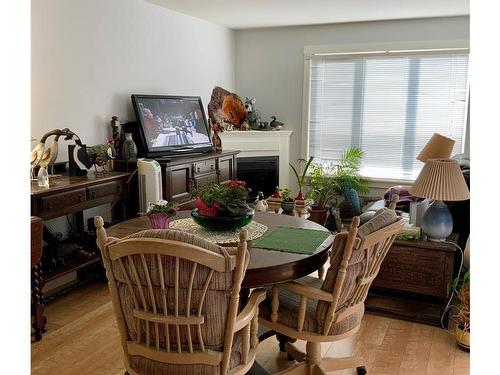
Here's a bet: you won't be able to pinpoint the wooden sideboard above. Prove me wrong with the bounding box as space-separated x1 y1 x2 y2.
366 234 459 326
31 172 130 285
115 150 239 212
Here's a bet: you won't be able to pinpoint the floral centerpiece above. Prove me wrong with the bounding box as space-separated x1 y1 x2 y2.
191 181 254 230
192 180 250 217
146 199 178 229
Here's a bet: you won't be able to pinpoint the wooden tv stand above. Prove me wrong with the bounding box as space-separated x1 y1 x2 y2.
115 150 239 211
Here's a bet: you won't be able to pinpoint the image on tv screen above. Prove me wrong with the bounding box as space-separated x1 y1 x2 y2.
135 97 211 149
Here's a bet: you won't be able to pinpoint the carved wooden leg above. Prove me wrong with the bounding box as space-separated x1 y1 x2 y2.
32 262 46 341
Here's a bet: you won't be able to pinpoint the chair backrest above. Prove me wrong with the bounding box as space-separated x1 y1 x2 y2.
317 208 404 335
94 216 249 374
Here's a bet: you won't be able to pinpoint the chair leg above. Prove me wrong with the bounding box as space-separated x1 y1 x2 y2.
318 265 326 280
284 342 306 362
321 356 365 372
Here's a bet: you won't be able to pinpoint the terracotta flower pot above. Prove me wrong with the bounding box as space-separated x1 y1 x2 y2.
149 213 171 229
455 326 470 351
195 197 220 217
309 207 328 226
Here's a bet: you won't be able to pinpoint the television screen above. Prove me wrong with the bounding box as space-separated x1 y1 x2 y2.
132 95 212 156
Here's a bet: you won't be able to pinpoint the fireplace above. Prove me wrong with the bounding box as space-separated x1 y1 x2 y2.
236 156 279 200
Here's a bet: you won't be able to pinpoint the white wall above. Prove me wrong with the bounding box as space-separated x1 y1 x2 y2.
32 0 235 237
32 0 235 155
235 16 470 174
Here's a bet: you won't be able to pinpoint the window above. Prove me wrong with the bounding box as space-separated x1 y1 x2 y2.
306 49 469 180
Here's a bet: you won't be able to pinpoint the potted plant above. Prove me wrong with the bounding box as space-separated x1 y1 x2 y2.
290 156 314 200
87 144 111 173
451 270 470 351
306 163 340 225
192 180 250 217
146 199 178 229
280 188 296 213
191 181 254 230
307 148 369 222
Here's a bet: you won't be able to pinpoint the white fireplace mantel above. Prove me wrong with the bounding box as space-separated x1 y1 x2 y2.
220 130 293 188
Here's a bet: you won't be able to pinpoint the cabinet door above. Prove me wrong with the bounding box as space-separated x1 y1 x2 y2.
164 164 192 203
218 155 236 184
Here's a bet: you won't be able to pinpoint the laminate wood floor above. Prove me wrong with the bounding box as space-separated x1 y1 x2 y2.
31 281 469 375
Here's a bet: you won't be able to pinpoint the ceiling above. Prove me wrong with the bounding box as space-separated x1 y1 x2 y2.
147 0 469 29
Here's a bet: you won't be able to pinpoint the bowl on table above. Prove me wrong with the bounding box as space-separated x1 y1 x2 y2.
191 208 255 231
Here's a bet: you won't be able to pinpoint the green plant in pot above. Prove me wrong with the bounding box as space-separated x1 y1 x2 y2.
191 181 254 230
307 148 369 224
451 270 470 351
290 156 314 200
87 144 111 173
280 188 296 213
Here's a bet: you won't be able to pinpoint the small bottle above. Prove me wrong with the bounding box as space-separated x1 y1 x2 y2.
37 166 49 188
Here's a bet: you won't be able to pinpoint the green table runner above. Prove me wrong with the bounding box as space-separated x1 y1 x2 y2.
252 226 331 255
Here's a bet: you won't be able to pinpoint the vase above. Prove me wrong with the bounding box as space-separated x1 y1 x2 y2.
149 213 171 229
37 166 49 188
122 133 137 160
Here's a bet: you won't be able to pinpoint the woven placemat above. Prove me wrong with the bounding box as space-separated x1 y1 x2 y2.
169 218 268 244
252 226 331 255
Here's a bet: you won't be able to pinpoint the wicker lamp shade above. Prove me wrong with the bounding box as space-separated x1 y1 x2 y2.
416 133 455 162
410 159 469 201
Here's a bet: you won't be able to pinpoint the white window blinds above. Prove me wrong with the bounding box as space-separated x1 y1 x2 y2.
308 51 469 180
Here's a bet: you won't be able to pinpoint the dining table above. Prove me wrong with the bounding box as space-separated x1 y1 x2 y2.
106 211 334 289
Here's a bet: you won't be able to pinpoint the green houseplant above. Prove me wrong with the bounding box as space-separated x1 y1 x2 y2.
87 144 111 173
307 148 369 224
290 156 314 200
191 181 254 230
280 188 296 213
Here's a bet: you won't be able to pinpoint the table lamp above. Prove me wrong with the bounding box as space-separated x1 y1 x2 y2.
409 159 469 241
417 133 455 162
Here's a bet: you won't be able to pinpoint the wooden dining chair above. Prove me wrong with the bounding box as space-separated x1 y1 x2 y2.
94 216 265 375
259 208 404 375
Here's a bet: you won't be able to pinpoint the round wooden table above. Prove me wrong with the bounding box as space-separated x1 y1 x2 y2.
106 211 333 288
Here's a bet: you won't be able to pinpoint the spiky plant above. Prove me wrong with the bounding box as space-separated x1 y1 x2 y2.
307 147 369 209
290 156 315 195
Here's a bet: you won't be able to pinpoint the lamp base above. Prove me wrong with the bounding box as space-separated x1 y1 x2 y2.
421 200 453 242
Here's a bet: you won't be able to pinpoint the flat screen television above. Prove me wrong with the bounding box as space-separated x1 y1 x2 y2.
131 94 213 158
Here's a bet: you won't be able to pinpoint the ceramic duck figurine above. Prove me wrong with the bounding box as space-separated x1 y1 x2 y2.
253 191 268 212
269 116 284 130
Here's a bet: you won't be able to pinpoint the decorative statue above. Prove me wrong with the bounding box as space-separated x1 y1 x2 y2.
244 97 262 130
208 86 247 131
269 115 284 130
210 118 224 152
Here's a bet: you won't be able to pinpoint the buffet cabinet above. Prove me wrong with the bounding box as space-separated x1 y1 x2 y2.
161 150 239 206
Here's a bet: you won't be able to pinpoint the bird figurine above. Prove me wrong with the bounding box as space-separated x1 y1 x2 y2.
269 116 284 130
31 129 64 179
40 128 70 176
